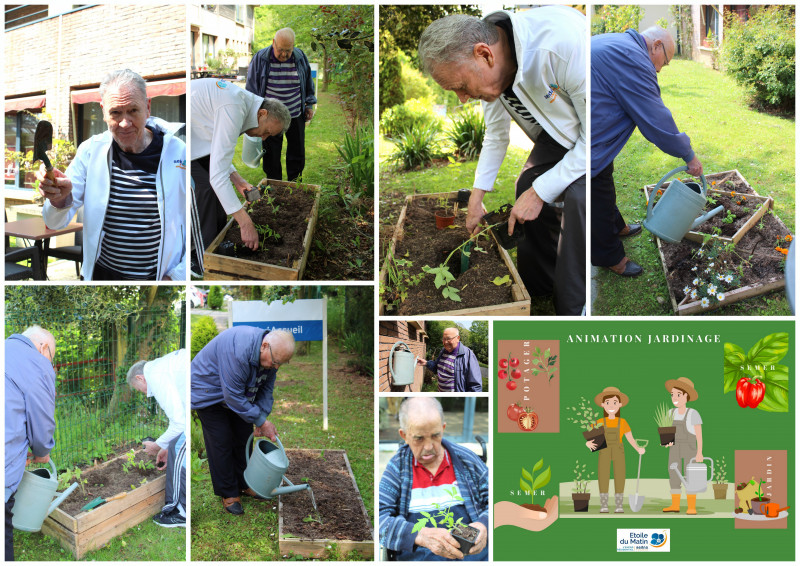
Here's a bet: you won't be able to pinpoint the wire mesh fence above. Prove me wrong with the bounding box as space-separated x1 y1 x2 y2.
5 303 185 471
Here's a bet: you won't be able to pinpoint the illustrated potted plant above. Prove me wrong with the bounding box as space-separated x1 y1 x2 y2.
519 457 551 513
565 397 606 452
712 455 728 500
571 460 593 512
411 486 481 554
654 403 676 445
750 478 770 515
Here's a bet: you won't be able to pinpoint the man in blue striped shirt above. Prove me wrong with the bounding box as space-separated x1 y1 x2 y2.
418 328 483 392
246 28 317 182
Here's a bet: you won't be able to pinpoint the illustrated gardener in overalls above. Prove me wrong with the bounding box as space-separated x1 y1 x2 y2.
585 387 646 513
662 377 704 515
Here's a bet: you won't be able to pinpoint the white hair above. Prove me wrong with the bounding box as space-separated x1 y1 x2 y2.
418 15 499 76
275 27 296 44
22 325 55 347
126 360 148 388
398 397 444 431
260 98 292 133
264 329 296 360
99 69 148 103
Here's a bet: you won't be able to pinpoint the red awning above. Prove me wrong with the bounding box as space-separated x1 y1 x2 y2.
70 78 186 104
5 95 46 113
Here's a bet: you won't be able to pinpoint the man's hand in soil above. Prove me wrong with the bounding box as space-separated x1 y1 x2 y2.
26 452 50 465
467 522 488 555
493 495 559 531
466 188 489 234
414 527 463 559
230 171 254 198
232 208 259 250
508 186 544 235
255 420 277 442
686 156 703 177
143 440 161 457
156 448 168 469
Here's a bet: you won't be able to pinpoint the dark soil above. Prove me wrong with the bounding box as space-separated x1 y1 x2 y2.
224 185 315 266
385 197 515 315
520 504 547 513
59 449 163 517
694 192 761 237
281 449 371 542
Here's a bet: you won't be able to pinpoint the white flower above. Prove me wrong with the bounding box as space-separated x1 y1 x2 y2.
697 249 705 256
701 297 710 308
717 293 725 301
692 278 699 286
704 268 711 274
683 285 691 295
690 289 698 299
691 266 698 271
708 284 717 295
717 274 724 281
710 262 715 267
724 274 733 283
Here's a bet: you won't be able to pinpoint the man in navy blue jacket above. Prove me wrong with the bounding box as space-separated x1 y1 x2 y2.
591 27 703 277
417 328 483 392
191 326 295 515
5 326 57 561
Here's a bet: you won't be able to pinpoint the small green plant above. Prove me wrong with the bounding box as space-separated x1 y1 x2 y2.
713 456 727 484
520 458 551 506
565 396 601 431
411 486 466 533
382 249 424 310
137 458 155 472
121 449 137 474
255 223 281 249
530 346 558 383
722 209 737 224
335 126 374 205
707 195 718 206
572 460 593 493
421 226 494 302
754 477 767 499
654 403 674 427
302 512 323 524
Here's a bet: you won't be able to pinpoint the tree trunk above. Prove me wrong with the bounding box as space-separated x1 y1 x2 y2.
322 44 331 92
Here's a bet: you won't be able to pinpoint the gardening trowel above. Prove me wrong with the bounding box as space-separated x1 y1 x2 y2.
33 120 55 183
80 492 127 512
244 182 274 203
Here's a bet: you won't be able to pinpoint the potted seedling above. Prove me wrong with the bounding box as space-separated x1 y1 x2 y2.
654 403 676 446
565 396 606 452
712 456 728 500
434 197 456 230
411 486 480 554
571 460 593 512
519 457 552 513
750 478 770 515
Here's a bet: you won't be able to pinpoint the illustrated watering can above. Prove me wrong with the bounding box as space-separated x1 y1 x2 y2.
242 134 265 168
389 341 416 386
243 434 310 499
643 166 725 244
11 460 78 532
669 457 714 494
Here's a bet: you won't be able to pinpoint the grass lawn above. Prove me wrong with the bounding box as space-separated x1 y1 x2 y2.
592 58 795 316
190 339 373 561
13 515 186 561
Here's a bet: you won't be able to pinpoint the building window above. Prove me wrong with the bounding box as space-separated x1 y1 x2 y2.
203 33 217 62
703 5 721 42
5 110 40 190
235 4 244 24
151 95 187 126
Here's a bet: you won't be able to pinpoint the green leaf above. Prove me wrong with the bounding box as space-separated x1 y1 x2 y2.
492 275 510 286
723 342 747 369
746 333 789 365
442 286 461 302
532 458 544 473
412 517 429 533
531 466 552 491
723 365 744 394
534 346 541 356
520 478 532 493
544 348 550 359
757 365 789 412
521 467 533 482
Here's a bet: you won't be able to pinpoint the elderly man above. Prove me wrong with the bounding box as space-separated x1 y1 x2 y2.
379 397 488 561
190 78 291 274
246 28 317 182
5 326 57 561
38 69 186 281
419 7 586 315
417 328 482 392
127 349 187 528
191 327 295 515
591 27 704 277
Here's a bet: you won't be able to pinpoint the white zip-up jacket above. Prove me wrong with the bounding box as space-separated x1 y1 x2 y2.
42 117 186 280
144 349 188 449
475 7 586 203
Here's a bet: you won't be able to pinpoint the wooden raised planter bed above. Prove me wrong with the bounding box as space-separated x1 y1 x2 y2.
379 191 531 316
41 453 166 559
203 179 321 280
279 449 373 560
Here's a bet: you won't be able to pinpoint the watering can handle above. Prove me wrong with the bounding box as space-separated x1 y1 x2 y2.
389 341 410 384
27 458 57 478
245 432 285 466
646 166 709 221
689 457 714 481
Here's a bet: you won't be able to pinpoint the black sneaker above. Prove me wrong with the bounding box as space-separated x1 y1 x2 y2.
153 512 186 528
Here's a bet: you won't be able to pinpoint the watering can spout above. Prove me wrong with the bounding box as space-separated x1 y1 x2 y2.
669 462 687 488
48 482 79 515
271 483 310 497
691 205 725 230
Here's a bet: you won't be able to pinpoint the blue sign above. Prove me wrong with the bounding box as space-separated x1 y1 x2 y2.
232 319 323 341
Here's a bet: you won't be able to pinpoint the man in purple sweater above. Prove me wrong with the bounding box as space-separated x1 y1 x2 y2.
591 27 703 277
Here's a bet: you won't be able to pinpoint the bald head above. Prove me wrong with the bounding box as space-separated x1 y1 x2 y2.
398 397 444 431
262 330 296 366
442 326 461 353
273 28 295 62
641 26 674 73
22 325 56 364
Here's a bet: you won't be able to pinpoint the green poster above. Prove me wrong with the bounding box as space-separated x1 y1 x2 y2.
492 320 794 561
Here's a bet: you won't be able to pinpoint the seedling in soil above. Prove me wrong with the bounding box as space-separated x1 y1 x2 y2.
382 250 424 309
121 449 137 474
754 478 767 500
520 457 551 510
302 512 323 525
411 486 466 533
256 223 281 249
722 210 736 224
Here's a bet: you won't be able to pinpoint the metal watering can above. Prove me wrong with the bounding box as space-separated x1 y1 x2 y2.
12 460 78 532
242 134 265 168
670 457 714 494
643 166 725 244
243 434 310 499
389 341 416 387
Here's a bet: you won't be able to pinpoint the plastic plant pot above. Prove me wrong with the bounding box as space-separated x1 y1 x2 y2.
482 204 524 249
435 210 456 230
457 189 471 204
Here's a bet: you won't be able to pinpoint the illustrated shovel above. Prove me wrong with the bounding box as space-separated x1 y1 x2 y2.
629 438 649 512
33 120 55 183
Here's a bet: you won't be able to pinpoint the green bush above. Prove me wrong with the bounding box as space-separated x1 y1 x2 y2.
380 98 442 138
722 6 795 111
591 5 643 35
336 126 374 196
389 122 441 170
207 286 223 310
447 105 486 160
191 316 219 359
400 55 434 101
379 29 405 114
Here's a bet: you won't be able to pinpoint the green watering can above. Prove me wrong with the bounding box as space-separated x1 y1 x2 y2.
12 460 78 532
243 434 310 499
643 166 724 244
389 341 416 387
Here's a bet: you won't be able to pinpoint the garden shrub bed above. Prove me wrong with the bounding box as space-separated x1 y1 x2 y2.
380 192 530 316
279 449 372 559
204 179 321 280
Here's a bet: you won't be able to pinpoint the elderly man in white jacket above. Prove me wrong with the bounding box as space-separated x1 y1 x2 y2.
419 7 586 315
38 69 185 281
127 349 187 528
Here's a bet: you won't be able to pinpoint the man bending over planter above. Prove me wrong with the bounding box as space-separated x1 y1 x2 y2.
191 327 296 515
5 325 57 560
379 397 488 561
417 327 482 392
127 349 188 528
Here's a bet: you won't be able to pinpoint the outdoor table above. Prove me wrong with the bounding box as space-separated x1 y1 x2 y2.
5 217 83 280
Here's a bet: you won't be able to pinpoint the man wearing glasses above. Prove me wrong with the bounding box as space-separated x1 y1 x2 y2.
417 327 482 392
5 325 57 560
591 26 704 278
191 327 295 515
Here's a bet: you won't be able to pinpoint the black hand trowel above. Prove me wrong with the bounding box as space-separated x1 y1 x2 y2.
33 120 56 183
244 182 273 203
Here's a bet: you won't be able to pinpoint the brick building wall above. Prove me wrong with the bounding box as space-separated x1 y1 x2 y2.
5 4 185 141
379 320 427 392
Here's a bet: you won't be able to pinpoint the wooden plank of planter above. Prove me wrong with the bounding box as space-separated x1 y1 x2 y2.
278 449 373 559
379 191 531 316
203 179 321 281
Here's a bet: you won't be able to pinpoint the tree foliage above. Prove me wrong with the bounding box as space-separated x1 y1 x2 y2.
591 5 643 35
379 29 405 114
380 5 482 55
208 286 223 310
192 316 219 359
468 320 488 364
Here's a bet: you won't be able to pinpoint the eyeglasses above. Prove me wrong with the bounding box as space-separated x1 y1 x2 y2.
268 342 281 368
660 42 670 66
43 343 55 368
442 335 459 343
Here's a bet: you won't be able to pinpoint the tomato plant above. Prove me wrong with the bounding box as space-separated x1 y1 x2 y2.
517 408 538 431
506 380 517 391
507 403 524 421
498 369 508 380
511 369 522 380
736 376 765 408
